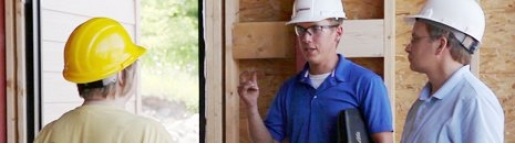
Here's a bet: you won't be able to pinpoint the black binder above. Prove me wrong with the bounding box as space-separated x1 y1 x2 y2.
337 109 371 143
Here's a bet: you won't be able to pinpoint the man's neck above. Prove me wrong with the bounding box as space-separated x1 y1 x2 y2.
82 95 128 109
426 62 463 95
309 54 339 75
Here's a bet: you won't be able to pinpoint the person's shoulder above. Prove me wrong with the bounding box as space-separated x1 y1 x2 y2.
346 61 382 81
457 73 497 100
279 73 303 87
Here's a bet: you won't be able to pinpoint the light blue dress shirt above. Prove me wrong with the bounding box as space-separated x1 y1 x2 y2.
401 65 504 143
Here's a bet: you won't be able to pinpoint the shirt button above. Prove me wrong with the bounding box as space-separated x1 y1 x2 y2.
314 95 317 99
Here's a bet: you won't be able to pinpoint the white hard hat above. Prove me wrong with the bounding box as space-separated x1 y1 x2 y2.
405 0 485 43
287 0 347 25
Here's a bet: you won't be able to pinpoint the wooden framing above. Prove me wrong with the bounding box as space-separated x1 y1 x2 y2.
383 0 395 141
0 0 5 142
339 20 385 57
223 0 240 142
5 0 28 142
204 0 224 142
133 0 142 115
233 22 295 59
232 20 386 59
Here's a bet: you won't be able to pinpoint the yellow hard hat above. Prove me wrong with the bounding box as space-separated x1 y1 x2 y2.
63 17 146 84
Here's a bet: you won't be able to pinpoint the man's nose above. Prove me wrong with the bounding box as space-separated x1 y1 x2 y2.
404 43 411 53
299 32 312 44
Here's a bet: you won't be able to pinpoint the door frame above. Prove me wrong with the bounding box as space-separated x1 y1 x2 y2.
0 0 6 141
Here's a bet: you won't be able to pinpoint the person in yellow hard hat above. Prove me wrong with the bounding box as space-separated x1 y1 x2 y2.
34 17 172 143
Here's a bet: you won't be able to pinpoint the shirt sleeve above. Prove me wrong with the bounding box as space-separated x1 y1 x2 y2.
264 83 289 142
460 96 504 142
358 74 394 134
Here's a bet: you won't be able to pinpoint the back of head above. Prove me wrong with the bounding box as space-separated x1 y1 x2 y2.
63 17 146 97
287 0 347 25
405 0 485 54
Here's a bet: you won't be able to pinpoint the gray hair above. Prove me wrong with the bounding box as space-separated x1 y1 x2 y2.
78 63 137 99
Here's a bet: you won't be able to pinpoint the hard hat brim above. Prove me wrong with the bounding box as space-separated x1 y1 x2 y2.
286 16 347 25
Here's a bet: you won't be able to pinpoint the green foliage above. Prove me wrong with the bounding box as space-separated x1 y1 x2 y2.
140 0 199 112
140 0 198 76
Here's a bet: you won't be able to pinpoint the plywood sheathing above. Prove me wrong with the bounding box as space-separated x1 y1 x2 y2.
237 59 296 142
394 0 426 141
480 0 515 142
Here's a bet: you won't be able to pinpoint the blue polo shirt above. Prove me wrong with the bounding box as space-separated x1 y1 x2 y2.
264 54 393 142
400 65 504 142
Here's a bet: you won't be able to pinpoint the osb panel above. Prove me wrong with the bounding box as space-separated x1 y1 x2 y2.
479 0 515 142
481 10 515 49
395 0 424 56
394 0 426 141
480 74 515 142
342 0 384 19
237 58 296 142
348 58 384 78
480 0 515 10
239 0 294 22
394 56 426 141
480 47 515 74
394 56 427 88
239 0 384 22
394 88 421 140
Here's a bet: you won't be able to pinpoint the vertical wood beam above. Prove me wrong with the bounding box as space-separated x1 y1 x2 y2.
383 0 396 141
205 0 224 142
224 0 240 142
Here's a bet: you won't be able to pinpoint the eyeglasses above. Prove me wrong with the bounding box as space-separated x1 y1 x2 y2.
294 24 340 36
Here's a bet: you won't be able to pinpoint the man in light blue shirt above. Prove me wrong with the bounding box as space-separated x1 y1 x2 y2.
401 0 504 142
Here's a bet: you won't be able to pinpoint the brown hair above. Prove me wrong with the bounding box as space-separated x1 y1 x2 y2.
419 19 471 65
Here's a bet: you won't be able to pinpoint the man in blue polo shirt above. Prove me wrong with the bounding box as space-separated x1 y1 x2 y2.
401 0 504 142
237 0 393 142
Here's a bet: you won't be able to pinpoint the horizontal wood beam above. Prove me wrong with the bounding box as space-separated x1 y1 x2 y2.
232 22 295 59
338 19 384 57
232 20 385 59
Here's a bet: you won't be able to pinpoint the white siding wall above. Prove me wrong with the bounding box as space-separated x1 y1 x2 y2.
40 0 138 125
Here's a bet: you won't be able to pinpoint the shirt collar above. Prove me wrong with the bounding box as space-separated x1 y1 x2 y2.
419 65 470 100
298 54 350 83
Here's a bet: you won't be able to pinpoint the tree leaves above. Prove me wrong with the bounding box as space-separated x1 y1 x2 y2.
140 0 199 76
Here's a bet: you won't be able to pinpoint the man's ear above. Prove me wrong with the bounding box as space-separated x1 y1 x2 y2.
335 25 343 42
117 70 126 87
435 36 448 55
